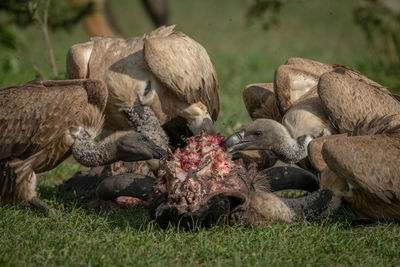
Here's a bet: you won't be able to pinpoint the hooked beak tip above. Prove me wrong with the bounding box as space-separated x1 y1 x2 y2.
191 118 216 135
153 148 168 159
225 131 244 152
202 118 216 135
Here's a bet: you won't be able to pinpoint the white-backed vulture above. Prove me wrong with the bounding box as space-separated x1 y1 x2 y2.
67 25 219 146
227 63 400 222
0 79 166 212
231 115 400 224
226 58 395 165
309 71 400 221
236 58 344 167
227 116 400 224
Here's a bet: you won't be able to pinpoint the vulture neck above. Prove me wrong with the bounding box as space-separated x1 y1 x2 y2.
273 130 312 164
123 98 169 150
72 133 120 167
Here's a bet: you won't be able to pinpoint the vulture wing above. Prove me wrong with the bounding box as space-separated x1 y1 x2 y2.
285 58 387 90
322 134 400 204
242 83 281 122
307 134 347 173
143 31 219 120
274 58 388 116
274 58 331 115
0 80 88 161
318 71 400 133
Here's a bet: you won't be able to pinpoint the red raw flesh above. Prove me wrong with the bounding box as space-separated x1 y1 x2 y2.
154 131 245 214
115 196 145 208
168 132 232 178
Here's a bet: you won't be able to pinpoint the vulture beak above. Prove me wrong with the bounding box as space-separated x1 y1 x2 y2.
188 117 216 135
199 118 216 135
116 132 167 161
225 130 245 153
151 146 168 159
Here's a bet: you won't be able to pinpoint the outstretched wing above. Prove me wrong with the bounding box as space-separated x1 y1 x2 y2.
143 31 219 120
318 71 400 133
0 80 88 161
322 134 400 204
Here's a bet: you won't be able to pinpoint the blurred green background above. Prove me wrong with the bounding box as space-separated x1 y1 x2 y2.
1 0 399 134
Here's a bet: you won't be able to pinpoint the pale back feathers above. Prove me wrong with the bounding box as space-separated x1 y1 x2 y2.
274 64 320 116
144 31 219 120
282 96 334 139
274 57 389 117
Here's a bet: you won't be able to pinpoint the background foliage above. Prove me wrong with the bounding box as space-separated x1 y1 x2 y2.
0 0 91 79
247 0 400 91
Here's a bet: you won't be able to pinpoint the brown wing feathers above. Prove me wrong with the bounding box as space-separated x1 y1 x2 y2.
144 31 219 120
0 82 88 162
318 71 400 133
322 133 400 204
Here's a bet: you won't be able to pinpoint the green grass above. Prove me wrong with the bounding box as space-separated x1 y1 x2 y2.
1 201 400 266
1 0 400 265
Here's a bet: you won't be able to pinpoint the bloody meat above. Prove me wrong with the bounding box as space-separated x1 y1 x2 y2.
153 131 254 221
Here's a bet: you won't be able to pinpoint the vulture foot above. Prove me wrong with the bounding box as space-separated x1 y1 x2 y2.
28 197 53 215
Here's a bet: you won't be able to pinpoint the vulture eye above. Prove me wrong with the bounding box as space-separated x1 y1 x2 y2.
139 136 149 142
254 131 262 137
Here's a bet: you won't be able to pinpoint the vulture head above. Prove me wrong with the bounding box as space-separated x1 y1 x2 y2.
225 119 313 164
113 132 168 161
